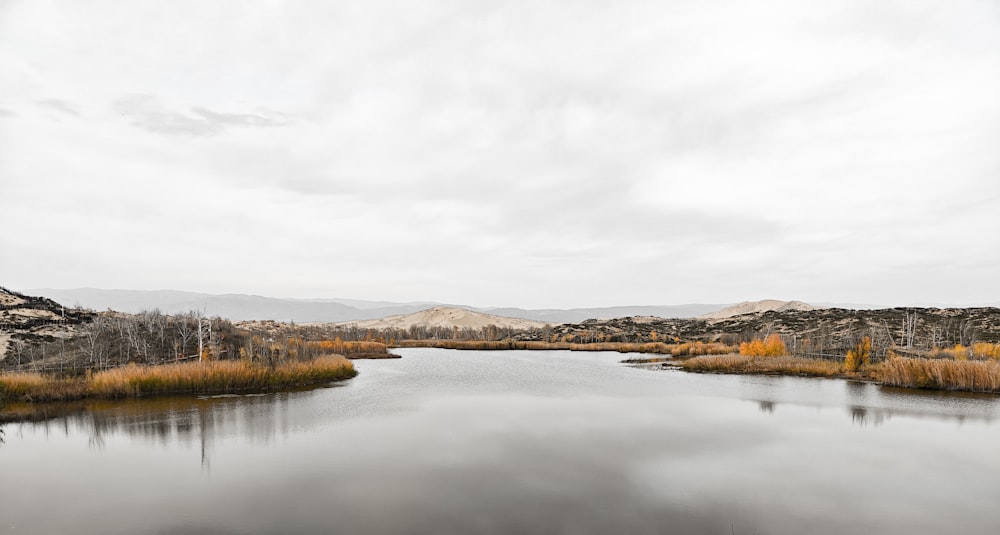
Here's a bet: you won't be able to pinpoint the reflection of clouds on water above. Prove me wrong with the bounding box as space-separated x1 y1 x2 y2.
7 393 305 467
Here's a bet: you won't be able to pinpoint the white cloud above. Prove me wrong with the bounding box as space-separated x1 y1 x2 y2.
1 0 998 308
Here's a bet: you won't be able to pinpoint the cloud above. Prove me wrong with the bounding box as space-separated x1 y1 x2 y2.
112 94 291 136
1 0 998 307
36 99 79 116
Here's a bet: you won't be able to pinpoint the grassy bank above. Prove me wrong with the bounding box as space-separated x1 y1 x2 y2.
678 353 1000 393
873 357 1000 393
0 356 357 403
306 340 399 359
678 354 845 377
394 339 735 355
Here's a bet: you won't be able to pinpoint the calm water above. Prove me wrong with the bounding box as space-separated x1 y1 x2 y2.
2 349 999 535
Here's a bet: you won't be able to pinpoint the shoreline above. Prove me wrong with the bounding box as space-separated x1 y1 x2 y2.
633 353 1000 395
0 356 358 408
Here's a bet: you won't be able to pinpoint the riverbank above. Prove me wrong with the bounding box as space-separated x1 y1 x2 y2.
0 356 357 404
673 354 1000 394
393 339 734 355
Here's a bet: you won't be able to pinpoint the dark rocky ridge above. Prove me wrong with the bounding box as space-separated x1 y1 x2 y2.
522 307 1000 355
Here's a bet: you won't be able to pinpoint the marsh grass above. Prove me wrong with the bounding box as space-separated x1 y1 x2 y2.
1 356 356 403
307 340 394 358
679 354 844 377
393 340 733 354
874 357 1000 393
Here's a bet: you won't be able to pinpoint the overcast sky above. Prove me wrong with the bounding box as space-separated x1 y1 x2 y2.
1 0 998 308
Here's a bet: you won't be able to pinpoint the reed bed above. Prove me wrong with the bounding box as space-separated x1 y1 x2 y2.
307 340 393 358
874 357 1000 393
0 372 90 402
0 356 356 403
392 339 684 354
679 354 844 377
670 341 736 356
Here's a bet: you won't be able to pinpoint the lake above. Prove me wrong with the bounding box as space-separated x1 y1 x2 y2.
2 348 999 535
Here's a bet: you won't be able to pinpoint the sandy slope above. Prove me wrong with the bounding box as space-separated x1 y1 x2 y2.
698 300 817 320
338 306 548 331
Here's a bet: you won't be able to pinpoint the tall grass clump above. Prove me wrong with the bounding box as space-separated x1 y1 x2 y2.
393 340 683 354
670 341 736 356
874 357 1000 393
0 372 89 402
307 339 390 357
680 354 843 377
89 356 356 398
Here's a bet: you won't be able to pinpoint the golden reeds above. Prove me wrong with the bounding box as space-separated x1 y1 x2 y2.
873 357 1000 393
393 339 716 354
307 340 390 357
670 341 736 356
0 356 356 403
680 354 844 377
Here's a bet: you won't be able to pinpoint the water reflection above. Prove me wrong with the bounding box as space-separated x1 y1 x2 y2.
1 350 999 535
2 391 316 469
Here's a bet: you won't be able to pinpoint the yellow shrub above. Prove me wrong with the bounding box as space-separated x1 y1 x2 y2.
739 335 786 357
845 337 872 372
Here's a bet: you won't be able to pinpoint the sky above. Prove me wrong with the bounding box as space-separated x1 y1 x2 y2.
1 0 998 309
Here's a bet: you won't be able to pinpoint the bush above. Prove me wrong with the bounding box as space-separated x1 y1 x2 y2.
845 337 871 372
739 334 786 357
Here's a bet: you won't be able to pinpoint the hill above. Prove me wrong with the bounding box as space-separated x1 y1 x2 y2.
698 300 817 320
28 288 438 323
0 287 94 362
338 306 548 331
29 288 733 323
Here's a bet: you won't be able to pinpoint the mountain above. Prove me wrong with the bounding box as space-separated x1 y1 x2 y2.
28 288 438 323
28 288 733 323
338 306 548 331
698 300 818 320
481 304 728 323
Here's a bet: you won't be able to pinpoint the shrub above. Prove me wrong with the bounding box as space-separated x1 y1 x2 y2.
845 336 872 372
739 334 786 357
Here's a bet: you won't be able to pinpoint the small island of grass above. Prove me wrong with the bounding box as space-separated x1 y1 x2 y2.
675 335 1000 394
0 355 356 404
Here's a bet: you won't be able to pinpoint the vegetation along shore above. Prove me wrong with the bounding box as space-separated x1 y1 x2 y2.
0 356 357 406
676 335 1000 394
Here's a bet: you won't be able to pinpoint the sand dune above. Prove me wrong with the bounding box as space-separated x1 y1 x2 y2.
698 300 817 320
338 306 548 331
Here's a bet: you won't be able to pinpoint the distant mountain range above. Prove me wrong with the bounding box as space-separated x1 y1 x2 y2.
27 288 735 323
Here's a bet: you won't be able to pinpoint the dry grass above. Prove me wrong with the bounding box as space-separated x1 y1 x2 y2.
680 354 844 377
670 341 736 356
0 356 356 402
0 372 90 402
874 357 1000 393
307 340 391 357
392 339 683 354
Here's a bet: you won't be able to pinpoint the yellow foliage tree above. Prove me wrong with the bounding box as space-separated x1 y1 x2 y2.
845 336 871 372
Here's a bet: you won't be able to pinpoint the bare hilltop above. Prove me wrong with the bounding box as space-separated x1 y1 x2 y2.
337 306 548 331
